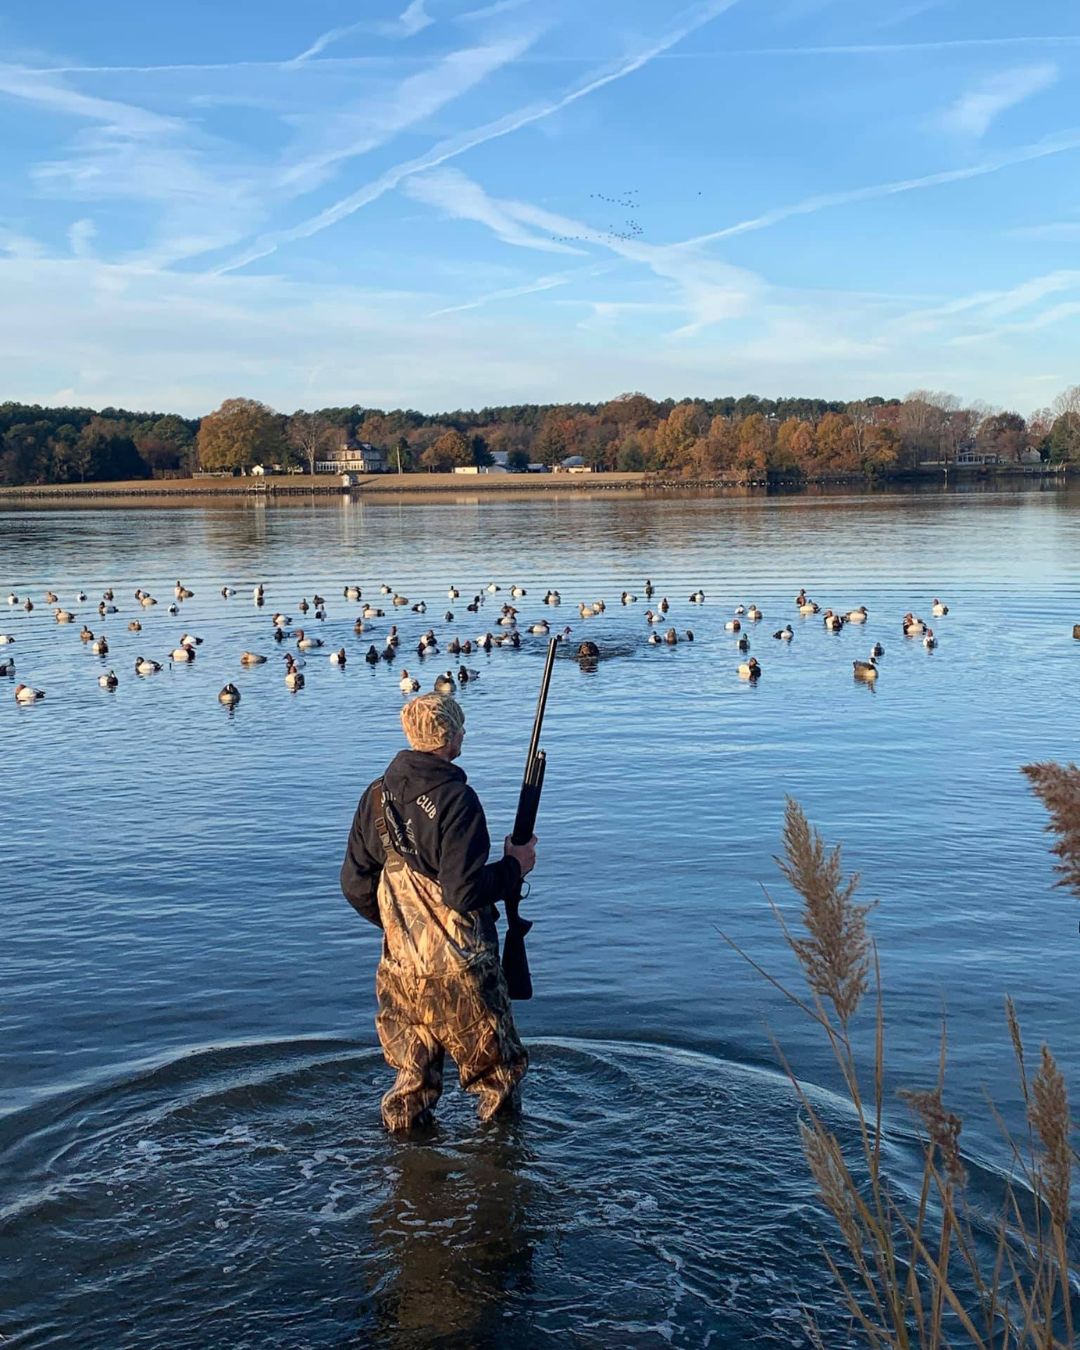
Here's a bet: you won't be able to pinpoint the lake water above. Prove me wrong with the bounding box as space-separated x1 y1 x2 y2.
1 486 1077 1347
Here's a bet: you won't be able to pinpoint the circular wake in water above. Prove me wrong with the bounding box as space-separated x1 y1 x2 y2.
0 1037 862 1348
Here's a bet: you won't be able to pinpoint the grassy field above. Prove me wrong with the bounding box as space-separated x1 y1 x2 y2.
0 471 648 500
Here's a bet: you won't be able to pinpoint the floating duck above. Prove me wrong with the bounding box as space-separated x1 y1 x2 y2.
412 601 427 614
510 585 526 599
298 598 310 614
135 657 162 674
736 633 750 652
923 628 938 650
622 592 638 604
272 613 291 627
330 648 347 665
846 606 868 624
457 666 480 683
167 603 179 615
448 587 459 600
296 629 323 650
530 620 550 635
0 659 13 677
823 610 844 631
871 641 885 657
175 583 194 600
75 591 87 602
685 630 694 642
902 613 925 636
746 605 763 621
799 600 820 615
853 657 879 680
773 625 794 641
725 618 741 632
44 591 58 604
128 620 142 632
240 652 267 665
180 633 203 647
689 590 705 604
392 593 410 607
433 671 456 694
545 590 562 606
362 605 384 619
91 636 109 656
98 669 119 689
0 634 14 646
932 598 949 616
221 586 235 598
170 645 195 663
644 579 654 597
738 658 761 680
381 644 397 662
80 625 94 642
103 589 114 601
23 598 33 612
664 628 679 645
218 683 241 705
345 585 361 601
399 670 420 692
54 609 75 623
284 664 304 691
140 595 157 608
486 583 500 593
380 584 393 595
365 645 380 664
647 632 660 646
579 603 601 619
14 683 44 702
6 594 17 605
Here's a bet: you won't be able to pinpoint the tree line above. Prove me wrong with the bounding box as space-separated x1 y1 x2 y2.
3 387 1079 487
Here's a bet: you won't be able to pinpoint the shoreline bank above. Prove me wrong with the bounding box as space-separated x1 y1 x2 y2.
0 462 1070 504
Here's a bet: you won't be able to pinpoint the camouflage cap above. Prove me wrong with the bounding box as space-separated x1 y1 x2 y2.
401 693 466 751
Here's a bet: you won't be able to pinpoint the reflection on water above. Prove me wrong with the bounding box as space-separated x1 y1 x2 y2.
369 1128 536 1347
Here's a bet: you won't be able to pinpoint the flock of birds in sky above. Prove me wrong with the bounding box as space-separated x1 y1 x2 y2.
0 576 950 708
550 188 644 246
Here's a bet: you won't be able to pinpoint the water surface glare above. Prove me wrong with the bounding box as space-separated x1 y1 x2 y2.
1 488 1077 1345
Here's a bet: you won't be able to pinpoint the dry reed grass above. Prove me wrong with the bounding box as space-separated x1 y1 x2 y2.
723 788 1077 1348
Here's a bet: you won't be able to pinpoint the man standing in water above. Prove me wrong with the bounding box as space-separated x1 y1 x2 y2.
341 693 536 1131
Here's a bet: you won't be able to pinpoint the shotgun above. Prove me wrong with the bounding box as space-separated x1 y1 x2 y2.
502 635 559 999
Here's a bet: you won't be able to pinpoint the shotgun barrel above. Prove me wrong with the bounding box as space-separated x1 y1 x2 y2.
502 635 559 999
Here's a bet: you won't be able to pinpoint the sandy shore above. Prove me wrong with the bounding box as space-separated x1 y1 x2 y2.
0 471 648 503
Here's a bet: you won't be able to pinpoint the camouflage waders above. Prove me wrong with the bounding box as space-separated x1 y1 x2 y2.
374 787 527 1131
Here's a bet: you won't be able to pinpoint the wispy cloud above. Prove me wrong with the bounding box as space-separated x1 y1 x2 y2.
940 63 1058 138
216 0 741 273
683 129 1080 247
405 166 586 254
277 34 537 192
68 218 96 257
287 1 435 66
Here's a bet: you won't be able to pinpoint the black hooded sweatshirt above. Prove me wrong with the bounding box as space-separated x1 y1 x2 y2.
340 749 522 934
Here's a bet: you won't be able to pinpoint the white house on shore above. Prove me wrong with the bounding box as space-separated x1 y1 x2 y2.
315 440 388 474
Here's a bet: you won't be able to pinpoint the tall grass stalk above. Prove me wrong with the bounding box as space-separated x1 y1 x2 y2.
723 788 1077 1348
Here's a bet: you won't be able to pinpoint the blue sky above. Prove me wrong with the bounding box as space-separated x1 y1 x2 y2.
0 0 1077 415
